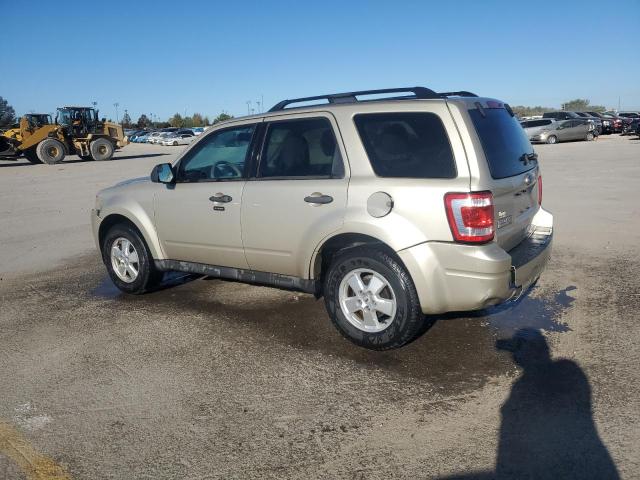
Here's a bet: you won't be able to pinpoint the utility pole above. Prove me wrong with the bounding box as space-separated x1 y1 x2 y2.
246 100 252 115
113 102 120 123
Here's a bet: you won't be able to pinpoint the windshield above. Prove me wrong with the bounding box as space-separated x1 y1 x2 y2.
469 107 536 179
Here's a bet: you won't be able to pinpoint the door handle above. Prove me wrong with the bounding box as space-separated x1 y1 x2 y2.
304 193 333 205
209 193 232 203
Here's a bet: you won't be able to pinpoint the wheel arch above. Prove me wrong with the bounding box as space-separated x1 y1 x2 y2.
309 232 406 287
97 211 162 260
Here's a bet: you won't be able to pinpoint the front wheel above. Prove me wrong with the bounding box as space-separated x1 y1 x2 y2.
546 135 558 144
324 247 424 350
37 138 66 164
102 224 162 294
90 138 114 161
586 132 594 141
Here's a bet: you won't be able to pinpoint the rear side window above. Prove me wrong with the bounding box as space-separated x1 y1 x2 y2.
469 108 535 179
259 118 344 179
354 112 456 178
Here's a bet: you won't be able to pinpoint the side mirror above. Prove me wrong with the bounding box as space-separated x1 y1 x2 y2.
151 163 175 184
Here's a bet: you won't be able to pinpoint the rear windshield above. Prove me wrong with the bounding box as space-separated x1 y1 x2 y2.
469 107 536 179
354 112 456 179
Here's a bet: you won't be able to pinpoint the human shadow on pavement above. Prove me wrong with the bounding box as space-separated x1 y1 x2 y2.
439 328 619 480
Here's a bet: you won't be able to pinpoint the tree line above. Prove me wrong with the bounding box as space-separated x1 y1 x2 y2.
0 95 611 129
511 99 606 118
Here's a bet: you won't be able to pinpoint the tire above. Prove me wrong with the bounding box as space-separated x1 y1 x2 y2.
90 138 115 161
323 247 424 350
36 138 66 164
546 135 558 144
23 148 42 164
173 141 178 146
586 132 594 141
101 223 162 294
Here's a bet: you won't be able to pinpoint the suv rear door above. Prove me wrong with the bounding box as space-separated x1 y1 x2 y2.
240 113 349 278
464 102 540 252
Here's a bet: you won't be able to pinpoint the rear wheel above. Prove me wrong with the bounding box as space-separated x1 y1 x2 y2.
23 148 42 164
546 135 558 144
90 138 114 161
36 138 66 164
324 247 424 350
101 224 162 294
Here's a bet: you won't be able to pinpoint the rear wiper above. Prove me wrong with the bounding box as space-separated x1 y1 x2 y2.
519 152 538 165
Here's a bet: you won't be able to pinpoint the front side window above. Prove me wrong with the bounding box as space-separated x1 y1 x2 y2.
354 112 456 179
178 125 255 182
258 118 343 178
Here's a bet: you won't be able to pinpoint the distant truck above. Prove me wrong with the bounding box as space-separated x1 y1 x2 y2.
0 106 127 164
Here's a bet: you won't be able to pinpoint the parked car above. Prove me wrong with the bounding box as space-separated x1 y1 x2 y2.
148 132 169 144
582 112 615 134
622 118 640 136
574 112 602 134
162 133 195 146
92 86 552 350
520 118 557 139
530 119 593 143
542 111 581 120
192 127 205 136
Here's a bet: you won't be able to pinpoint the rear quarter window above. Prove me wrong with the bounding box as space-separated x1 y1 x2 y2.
469 107 536 179
354 112 456 179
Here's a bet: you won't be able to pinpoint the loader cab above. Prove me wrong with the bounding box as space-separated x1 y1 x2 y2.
24 114 52 128
56 107 101 136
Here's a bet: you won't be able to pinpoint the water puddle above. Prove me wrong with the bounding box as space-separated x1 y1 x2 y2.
482 285 576 334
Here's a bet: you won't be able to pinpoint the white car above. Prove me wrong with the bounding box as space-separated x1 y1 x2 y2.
162 133 195 146
146 132 164 144
151 132 173 144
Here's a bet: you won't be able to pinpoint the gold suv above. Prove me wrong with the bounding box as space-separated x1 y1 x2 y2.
92 87 553 350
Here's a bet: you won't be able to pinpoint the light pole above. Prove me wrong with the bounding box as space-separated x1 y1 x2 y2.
246 100 252 115
113 102 120 123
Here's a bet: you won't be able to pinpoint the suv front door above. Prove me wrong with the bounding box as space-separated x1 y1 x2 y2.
241 114 349 278
154 122 260 267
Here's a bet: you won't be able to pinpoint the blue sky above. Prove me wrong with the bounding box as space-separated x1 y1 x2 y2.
2 0 639 121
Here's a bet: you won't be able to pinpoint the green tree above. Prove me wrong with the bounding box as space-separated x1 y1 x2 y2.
121 110 132 128
0 96 17 127
136 114 152 128
511 105 554 118
182 116 194 128
213 112 233 124
169 113 183 127
561 99 605 112
191 113 204 127
202 116 211 126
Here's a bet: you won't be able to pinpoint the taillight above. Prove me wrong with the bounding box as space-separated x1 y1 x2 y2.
537 175 543 205
444 192 494 243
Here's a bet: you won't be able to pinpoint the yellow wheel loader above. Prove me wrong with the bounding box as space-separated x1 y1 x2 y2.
0 107 128 164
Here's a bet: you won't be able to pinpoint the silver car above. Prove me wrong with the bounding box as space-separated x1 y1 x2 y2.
92 87 553 350
530 119 594 144
520 118 557 138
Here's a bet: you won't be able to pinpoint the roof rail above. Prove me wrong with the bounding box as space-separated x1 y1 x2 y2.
438 91 478 98
268 87 440 112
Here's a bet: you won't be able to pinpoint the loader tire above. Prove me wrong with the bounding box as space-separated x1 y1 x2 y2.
90 138 114 161
37 139 66 165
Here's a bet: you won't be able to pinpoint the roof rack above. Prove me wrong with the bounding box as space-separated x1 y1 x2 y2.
268 87 441 112
438 91 478 98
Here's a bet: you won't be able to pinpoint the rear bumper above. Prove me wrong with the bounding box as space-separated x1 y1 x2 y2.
399 208 553 314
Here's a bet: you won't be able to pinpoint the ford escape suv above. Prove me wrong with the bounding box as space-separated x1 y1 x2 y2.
92 87 553 350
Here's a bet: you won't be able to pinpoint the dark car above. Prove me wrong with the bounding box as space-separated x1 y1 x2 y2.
583 112 617 134
543 111 582 120
622 118 640 136
575 112 602 134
